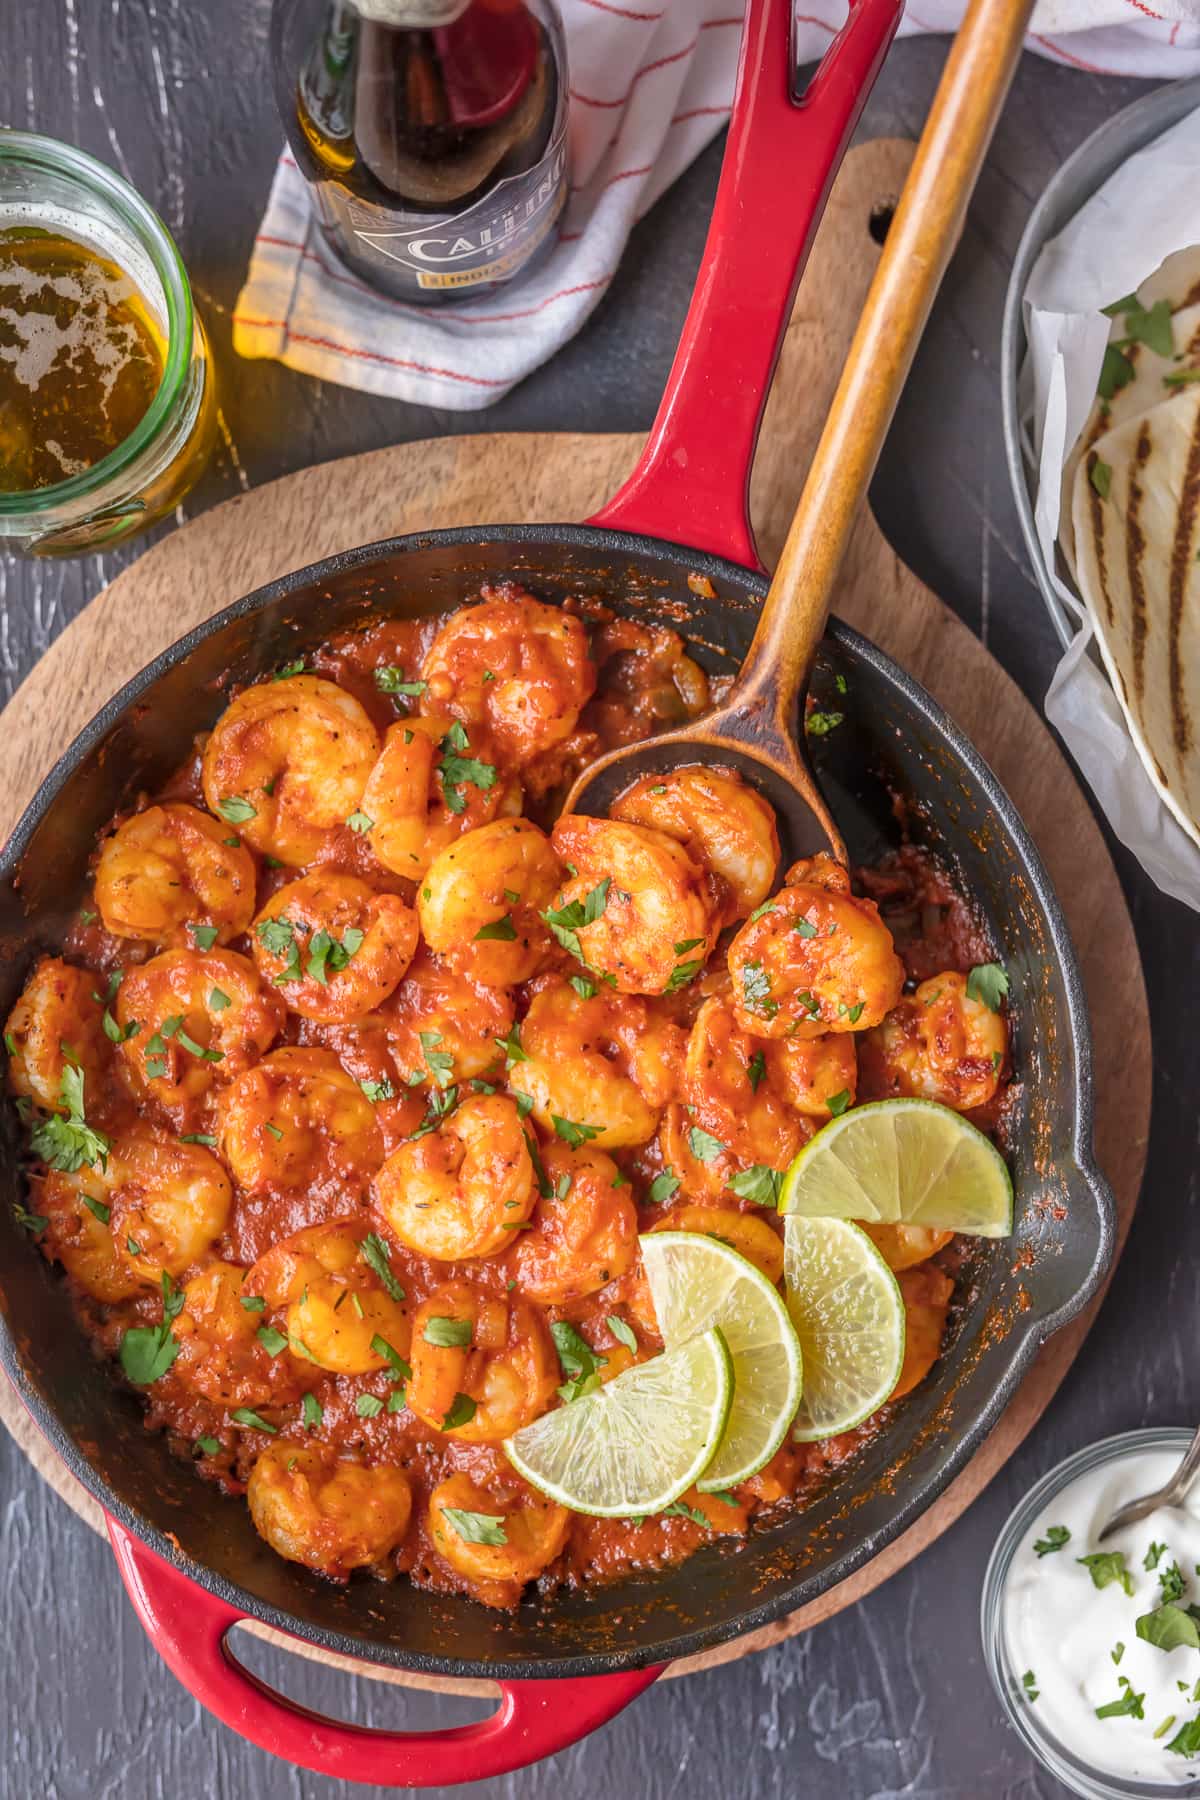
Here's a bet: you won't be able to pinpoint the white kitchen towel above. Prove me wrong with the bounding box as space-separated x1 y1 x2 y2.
234 0 1200 408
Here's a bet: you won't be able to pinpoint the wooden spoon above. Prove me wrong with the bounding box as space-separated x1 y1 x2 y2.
565 0 1034 864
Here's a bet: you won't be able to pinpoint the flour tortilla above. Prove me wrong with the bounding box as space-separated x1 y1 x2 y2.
1071 386 1200 849
1060 295 1200 576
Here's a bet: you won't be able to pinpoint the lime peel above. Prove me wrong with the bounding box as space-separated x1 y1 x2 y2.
783 1215 906 1441
778 1097 1013 1238
641 1231 803 1491
504 1325 733 1518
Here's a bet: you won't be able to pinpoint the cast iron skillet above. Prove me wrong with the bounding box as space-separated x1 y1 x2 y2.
0 0 1114 1785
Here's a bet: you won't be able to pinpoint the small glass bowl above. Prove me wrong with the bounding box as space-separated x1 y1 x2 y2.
982 1428 1200 1800
0 132 216 556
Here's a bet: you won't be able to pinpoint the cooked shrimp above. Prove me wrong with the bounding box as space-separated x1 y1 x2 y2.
201 674 380 867
420 588 596 764
508 1142 637 1303
383 948 513 1086
418 818 561 987
35 1165 141 1302
373 1093 534 1261
548 816 723 997
251 872 417 1024
107 1131 232 1285
218 1048 384 1193
429 1473 569 1593
782 852 851 894
246 1219 410 1376
669 997 806 1192
861 1223 954 1273
171 1261 313 1408
6 957 107 1114
94 803 258 946
647 1203 785 1286
514 976 684 1150
611 765 779 921
772 1031 857 1119
406 1282 557 1440
359 714 522 878
585 615 711 744
858 971 1007 1111
247 1443 413 1578
117 948 284 1111
891 1264 954 1398
726 878 904 1040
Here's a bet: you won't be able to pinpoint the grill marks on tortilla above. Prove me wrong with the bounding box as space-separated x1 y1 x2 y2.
1085 451 1114 628
1124 420 1152 706
1167 400 1200 761
1071 386 1200 851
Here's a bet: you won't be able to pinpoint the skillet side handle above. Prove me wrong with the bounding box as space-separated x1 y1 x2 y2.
588 0 902 570
107 1518 662 1785
1028 1154 1118 1341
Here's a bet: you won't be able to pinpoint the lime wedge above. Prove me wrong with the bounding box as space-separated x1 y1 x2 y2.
778 1097 1013 1237
504 1326 733 1517
783 1216 906 1440
641 1231 802 1490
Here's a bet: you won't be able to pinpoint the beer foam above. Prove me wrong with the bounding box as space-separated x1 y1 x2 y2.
0 250 148 406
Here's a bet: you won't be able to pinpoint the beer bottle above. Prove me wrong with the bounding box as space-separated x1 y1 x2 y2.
270 0 569 303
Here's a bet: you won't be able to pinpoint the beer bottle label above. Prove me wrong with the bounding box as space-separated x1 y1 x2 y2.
354 0 473 26
314 119 567 292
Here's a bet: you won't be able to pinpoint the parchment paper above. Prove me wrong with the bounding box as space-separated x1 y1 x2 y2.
1021 105 1200 911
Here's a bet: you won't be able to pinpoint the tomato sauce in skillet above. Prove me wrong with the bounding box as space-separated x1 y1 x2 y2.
6 584 1011 1611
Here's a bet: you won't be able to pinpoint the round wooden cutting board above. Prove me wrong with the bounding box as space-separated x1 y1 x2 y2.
0 140 1150 1698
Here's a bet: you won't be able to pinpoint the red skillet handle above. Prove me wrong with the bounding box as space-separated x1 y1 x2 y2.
589 0 902 570
108 1517 662 1785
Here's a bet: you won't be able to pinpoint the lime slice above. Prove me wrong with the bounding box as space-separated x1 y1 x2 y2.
783 1216 906 1440
504 1326 733 1517
640 1231 802 1491
778 1097 1013 1238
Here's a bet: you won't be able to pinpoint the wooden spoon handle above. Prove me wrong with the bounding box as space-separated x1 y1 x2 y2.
733 0 1033 718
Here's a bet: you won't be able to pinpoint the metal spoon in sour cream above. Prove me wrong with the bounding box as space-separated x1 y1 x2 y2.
1005 1447 1200 1785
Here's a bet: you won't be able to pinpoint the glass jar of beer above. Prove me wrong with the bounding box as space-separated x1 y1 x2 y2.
271 0 569 303
0 133 216 556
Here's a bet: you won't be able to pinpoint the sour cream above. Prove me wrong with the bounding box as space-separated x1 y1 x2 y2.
1004 1448 1200 1786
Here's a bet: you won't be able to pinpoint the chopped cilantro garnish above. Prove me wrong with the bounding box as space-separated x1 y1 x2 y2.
437 722 497 814
29 1064 111 1174
1090 457 1113 500
541 878 611 967
551 1320 607 1403
552 1115 603 1149
441 1393 478 1431
360 1232 405 1300
423 1316 472 1348
966 962 1009 1011
374 666 427 698
726 1164 783 1207
688 1126 725 1164
1078 1551 1135 1597
475 913 517 942
805 711 843 737
607 1315 637 1353
443 1508 507 1546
